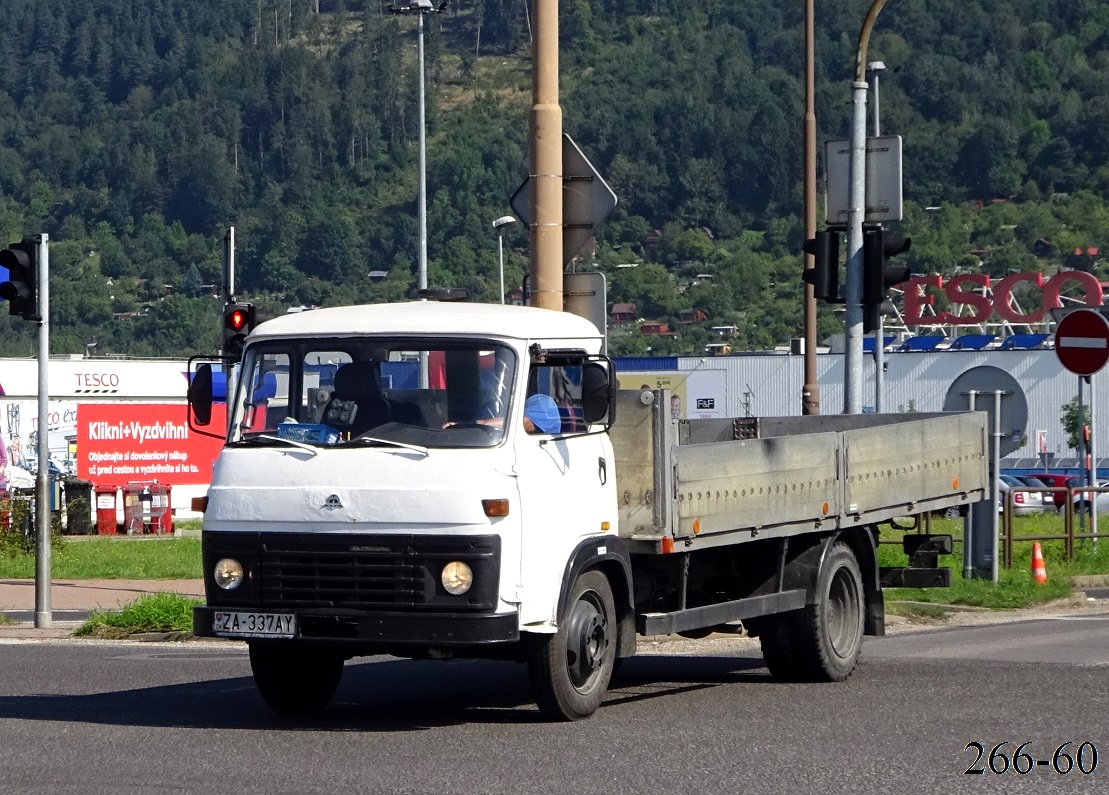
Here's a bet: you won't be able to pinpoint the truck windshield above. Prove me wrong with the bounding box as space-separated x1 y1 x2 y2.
228 338 516 449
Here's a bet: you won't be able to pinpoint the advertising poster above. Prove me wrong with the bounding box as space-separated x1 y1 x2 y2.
617 371 727 419
76 403 225 487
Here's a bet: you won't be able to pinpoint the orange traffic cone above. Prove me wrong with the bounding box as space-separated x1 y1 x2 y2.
1031 542 1048 584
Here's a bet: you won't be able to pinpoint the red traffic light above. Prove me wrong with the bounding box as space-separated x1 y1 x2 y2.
221 301 256 361
226 308 250 331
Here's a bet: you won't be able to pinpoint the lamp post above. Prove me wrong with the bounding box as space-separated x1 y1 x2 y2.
492 215 517 304
390 1 443 294
844 0 889 414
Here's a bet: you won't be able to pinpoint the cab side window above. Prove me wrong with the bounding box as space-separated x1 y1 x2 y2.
530 363 586 434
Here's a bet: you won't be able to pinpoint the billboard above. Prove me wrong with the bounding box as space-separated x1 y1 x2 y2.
76 403 225 487
617 370 727 419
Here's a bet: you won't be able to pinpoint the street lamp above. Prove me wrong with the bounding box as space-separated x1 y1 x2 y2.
492 215 517 304
390 1 445 294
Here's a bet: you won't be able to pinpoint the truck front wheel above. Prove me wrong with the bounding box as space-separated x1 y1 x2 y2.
526 570 617 721
248 642 345 717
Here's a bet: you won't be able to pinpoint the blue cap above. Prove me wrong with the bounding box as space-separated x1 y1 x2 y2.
524 394 562 434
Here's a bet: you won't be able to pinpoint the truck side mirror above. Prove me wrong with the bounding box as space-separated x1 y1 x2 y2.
189 363 214 426
581 361 615 425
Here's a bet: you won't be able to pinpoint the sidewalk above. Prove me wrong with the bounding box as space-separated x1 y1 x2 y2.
0 578 205 639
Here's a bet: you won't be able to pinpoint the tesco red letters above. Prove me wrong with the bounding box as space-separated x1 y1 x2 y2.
902 270 1102 326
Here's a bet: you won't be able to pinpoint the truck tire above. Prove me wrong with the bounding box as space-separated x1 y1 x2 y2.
248 642 345 717
760 541 865 682
758 618 804 681
797 541 865 681
526 570 616 721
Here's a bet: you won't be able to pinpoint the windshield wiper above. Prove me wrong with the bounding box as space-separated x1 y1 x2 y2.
235 434 321 457
348 436 429 456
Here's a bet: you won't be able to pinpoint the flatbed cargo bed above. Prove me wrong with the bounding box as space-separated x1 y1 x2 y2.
610 391 989 552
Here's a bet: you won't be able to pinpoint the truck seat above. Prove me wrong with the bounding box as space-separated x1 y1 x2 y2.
328 361 391 435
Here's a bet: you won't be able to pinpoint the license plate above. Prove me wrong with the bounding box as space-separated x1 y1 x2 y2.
212 611 296 639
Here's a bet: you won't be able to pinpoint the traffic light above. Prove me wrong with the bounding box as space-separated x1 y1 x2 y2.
862 226 911 332
222 301 256 360
801 229 840 301
0 238 39 320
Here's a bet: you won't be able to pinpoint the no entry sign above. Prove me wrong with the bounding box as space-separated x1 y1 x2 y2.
1054 309 1109 376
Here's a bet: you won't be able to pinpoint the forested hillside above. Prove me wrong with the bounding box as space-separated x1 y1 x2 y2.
0 0 1107 358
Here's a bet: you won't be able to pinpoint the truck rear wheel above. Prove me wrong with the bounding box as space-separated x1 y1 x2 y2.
758 618 803 681
248 642 345 717
760 541 865 682
526 570 616 721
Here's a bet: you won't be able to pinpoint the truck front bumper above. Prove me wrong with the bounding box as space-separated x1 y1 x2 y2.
193 605 519 647
195 530 518 650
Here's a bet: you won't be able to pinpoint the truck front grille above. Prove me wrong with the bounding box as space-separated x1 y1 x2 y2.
256 533 500 612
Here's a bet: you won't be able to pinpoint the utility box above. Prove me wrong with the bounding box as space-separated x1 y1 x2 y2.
95 485 119 535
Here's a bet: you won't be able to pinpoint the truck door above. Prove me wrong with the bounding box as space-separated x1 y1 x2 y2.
513 360 616 627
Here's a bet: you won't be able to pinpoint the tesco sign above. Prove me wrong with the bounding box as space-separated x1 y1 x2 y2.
903 270 1103 326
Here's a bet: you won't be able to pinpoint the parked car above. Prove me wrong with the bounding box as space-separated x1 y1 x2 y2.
1064 477 1109 514
1015 475 1054 507
997 476 1045 515
1025 472 1078 510
3 465 34 490
1021 472 1109 513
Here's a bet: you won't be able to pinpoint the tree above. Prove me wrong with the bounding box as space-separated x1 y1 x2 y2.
1060 395 1090 451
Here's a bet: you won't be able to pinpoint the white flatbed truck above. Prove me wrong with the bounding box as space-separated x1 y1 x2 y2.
188 301 989 720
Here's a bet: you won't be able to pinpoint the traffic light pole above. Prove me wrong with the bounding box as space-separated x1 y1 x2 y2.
844 76 867 415
845 0 888 414
34 234 51 628
223 228 236 435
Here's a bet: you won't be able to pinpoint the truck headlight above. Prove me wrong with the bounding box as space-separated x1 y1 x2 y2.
441 561 473 595
213 558 244 590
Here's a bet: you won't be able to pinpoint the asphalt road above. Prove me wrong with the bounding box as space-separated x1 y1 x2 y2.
0 612 1106 795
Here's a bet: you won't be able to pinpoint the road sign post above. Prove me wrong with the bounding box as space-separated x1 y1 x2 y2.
511 134 617 267
1053 309 1107 541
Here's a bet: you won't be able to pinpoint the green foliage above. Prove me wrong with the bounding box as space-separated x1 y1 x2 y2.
74 591 202 636
881 512 1109 609
0 1 1108 357
0 497 67 559
1060 395 1090 450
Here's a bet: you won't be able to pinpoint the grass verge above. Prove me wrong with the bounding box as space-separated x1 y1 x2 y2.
0 536 201 579
74 592 202 638
880 513 1109 609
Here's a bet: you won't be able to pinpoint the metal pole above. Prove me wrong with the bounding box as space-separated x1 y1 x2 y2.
875 317 885 412
529 0 563 310
222 228 237 435
845 78 867 414
34 234 50 628
417 10 428 294
872 66 882 137
869 61 885 413
801 0 819 416
963 390 977 580
1078 376 1086 532
991 389 1002 584
497 232 505 304
845 0 888 415
1089 374 1097 540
